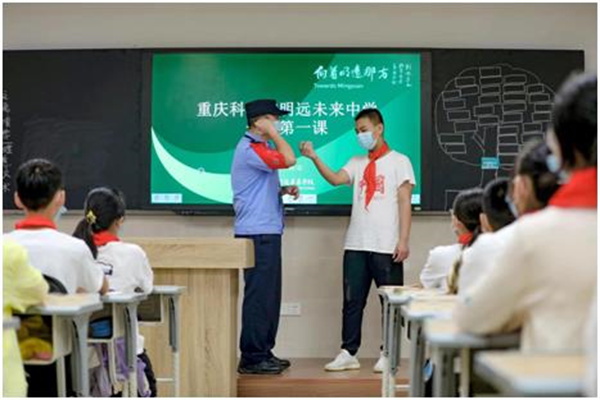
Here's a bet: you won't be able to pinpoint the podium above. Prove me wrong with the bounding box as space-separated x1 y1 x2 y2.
128 237 254 397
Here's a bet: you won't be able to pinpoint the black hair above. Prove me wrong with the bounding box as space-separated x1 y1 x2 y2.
551 72 597 168
355 108 384 126
448 188 484 294
452 188 484 247
15 158 63 211
515 140 561 206
483 178 516 231
73 187 126 258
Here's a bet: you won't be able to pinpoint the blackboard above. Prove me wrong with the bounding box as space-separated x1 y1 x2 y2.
428 49 584 210
3 48 584 211
3 49 143 210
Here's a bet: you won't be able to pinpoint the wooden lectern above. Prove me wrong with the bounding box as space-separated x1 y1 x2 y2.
128 237 254 397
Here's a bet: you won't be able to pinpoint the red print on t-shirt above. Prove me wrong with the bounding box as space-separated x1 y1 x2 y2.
359 175 385 196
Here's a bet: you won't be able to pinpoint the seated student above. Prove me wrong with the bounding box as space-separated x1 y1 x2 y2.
3 239 49 397
457 178 515 293
458 142 561 293
507 140 562 218
73 187 156 397
454 73 597 352
445 188 484 294
6 158 108 295
419 188 483 292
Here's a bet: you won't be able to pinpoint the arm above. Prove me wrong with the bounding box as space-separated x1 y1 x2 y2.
300 141 350 186
255 119 296 167
394 181 413 262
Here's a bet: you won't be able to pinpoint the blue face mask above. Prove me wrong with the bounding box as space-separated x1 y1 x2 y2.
357 131 377 151
504 194 519 218
55 205 68 223
545 154 569 182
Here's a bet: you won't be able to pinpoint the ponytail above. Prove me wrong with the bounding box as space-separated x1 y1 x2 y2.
73 214 98 258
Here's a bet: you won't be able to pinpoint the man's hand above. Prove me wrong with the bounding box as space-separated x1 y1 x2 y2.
281 185 300 200
254 118 278 138
393 240 409 263
299 141 318 160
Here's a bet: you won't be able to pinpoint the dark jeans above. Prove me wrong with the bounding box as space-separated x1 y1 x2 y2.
237 234 282 365
341 250 404 356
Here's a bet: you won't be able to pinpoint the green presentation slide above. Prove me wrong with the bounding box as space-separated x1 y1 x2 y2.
150 52 422 206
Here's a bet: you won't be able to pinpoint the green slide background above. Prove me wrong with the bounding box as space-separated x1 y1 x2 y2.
150 52 421 205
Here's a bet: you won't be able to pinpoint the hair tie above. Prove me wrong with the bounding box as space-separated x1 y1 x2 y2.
86 210 97 225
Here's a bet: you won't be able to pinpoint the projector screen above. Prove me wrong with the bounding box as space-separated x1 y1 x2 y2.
149 51 425 212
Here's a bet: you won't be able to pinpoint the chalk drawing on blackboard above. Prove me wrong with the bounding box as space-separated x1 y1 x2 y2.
435 63 554 170
3 90 12 194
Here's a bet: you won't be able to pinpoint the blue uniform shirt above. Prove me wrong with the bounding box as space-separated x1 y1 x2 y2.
231 131 286 235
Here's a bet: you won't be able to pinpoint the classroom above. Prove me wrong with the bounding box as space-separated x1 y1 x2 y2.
2 2 598 398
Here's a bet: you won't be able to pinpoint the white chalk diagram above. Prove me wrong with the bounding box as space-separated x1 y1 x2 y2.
3 90 12 194
434 64 555 208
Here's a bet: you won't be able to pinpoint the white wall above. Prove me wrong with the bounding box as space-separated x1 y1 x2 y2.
3 3 597 358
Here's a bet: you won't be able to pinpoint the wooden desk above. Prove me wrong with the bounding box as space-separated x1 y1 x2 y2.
401 297 457 397
474 351 585 397
425 318 520 397
128 238 254 397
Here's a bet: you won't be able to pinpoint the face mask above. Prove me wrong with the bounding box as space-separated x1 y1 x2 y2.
545 154 569 182
55 205 68 223
357 131 377 151
504 194 519 218
272 120 282 133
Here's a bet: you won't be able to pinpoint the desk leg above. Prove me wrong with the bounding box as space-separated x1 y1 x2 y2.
71 314 92 397
434 347 456 397
381 297 391 397
459 348 470 397
408 320 425 397
125 304 140 398
56 356 67 397
168 295 181 397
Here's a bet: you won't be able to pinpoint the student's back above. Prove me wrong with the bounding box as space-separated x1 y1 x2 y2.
7 228 103 294
96 240 153 294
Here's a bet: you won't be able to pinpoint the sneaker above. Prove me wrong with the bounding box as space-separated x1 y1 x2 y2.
324 349 360 371
373 352 386 373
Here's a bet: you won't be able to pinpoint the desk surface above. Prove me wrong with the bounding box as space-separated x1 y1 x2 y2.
27 293 103 316
103 292 148 303
152 285 186 295
425 318 520 349
475 351 585 396
3 317 20 330
378 286 447 304
402 297 457 321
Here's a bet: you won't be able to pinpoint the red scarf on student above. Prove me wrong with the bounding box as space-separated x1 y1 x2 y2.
549 167 597 209
363 142 390 209
458 232 473 246
93 231 120 247
15 216 57 230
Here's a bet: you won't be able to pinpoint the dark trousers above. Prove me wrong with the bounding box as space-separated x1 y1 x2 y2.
237 234 282 365
342 250 404 356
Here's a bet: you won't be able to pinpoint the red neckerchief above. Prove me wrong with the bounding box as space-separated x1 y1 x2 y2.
549 167 597 209
93 231 121 247
458 232 473 246
363 142 390 209
15 216 57 230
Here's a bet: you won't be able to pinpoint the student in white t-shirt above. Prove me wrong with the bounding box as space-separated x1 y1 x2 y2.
5 159 108 295
72 187 156 396
300 108 415 372
420 188 484 292
459 142 561 293
454 73 597 352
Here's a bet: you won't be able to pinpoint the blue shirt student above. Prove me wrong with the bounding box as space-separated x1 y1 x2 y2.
231 131 285 235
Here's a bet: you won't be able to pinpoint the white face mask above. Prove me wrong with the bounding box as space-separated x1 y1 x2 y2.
357 131 377 150
272 120 282 133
